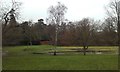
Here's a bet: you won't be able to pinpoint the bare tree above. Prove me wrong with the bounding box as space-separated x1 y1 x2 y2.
101 18 117 45
1 0 21 33
1 0 22 46
106 0 120 54
77 18 94 55
47 2 67 55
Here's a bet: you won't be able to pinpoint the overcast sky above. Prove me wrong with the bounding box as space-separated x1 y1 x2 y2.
2 0 111 22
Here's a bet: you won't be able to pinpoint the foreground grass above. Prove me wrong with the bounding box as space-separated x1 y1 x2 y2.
2 45 118 70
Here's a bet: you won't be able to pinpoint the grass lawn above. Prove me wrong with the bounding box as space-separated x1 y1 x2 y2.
2 45 118 70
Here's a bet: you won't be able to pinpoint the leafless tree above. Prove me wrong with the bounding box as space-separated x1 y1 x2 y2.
1 0 22 46
76 18 94 55
106 0 120 54
47 2 67 55
1 0 21 33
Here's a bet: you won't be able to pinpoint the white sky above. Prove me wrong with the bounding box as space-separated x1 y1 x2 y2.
2 0 111 22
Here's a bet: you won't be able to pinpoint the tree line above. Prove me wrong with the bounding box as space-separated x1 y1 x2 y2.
1 0 119 47
2 17 118 46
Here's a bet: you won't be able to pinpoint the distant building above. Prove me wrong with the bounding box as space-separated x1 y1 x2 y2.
40 40 50 45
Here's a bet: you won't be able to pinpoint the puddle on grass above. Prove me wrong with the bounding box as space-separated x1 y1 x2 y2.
32 48 116 55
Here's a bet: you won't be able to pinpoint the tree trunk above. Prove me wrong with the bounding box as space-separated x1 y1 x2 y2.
118 14 120 55
53 24 58 56
29 41 32 45
54 51 56 56
83 45 89 55
83 45 86 55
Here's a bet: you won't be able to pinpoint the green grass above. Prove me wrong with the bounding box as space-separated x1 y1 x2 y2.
2 45 118 70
